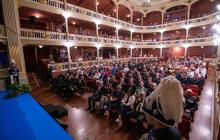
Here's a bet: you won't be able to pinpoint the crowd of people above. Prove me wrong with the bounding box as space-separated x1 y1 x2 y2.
60 57 206 139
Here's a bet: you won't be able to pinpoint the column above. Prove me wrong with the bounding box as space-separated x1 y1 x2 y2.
97 48 99 60
116 4 119 19
95 0 98 13
130 31 133 41
162 11 165 24
2 0 27 82
130 48 133 58
96 24 99 39
160 47 163 58
130 11 133 23
140 48 143 57
64 0 67 10
141 15 144 41
67 47 71 63
160 33 163 58
184 47 187 58
116 48 119 59
187 5 191 20
35 47 38 67
186 29 189 40
64 17 69 34
116 28 119 40
217 44 220 58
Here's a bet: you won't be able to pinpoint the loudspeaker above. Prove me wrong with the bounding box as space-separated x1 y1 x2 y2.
29 16 35 25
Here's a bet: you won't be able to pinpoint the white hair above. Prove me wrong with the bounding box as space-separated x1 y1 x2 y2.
146 76 184 123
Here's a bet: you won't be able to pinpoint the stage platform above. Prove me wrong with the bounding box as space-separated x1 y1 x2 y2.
0 92 73 140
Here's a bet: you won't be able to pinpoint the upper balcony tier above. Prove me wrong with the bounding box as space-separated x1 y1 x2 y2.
20 28 218 48
19 0 220 33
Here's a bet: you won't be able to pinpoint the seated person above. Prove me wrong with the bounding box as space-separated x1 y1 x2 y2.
124 93 145 131
136 81 147 96
87 81 105 112
116 88 136 126
184 89 198 121
104 85 125 119
140 76 183 140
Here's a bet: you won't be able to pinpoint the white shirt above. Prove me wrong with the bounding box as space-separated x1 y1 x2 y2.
201 68 207 78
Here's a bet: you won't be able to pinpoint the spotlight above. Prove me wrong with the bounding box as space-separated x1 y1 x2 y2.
130 45 135 49
183 24 192 30
62 12 71 19
115 44 121 48
115 25 121 30
217 5 220 10
95 43 102 49
94 19 101 25
130 28 135 32
38 45 43 48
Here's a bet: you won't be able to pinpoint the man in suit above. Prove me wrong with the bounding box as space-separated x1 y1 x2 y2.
87 81 105 112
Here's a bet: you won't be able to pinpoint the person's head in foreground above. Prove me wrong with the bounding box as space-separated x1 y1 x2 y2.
141 75 184 140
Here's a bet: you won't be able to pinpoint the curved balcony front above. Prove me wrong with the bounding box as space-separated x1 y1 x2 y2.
20 28 218 48
19 0 220 33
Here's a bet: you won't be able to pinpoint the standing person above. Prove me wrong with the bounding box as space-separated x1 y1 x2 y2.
8 59 19 84
140 76 184 140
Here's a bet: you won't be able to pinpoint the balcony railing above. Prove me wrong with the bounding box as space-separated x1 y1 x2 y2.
22 0 220 32
20 28 217 47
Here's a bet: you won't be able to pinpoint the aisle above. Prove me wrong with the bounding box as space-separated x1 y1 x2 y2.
189 66 216 140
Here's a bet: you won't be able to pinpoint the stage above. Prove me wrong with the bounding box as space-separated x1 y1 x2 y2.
0 92 73 140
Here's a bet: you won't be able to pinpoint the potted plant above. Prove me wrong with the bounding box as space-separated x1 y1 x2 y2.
4 83 31 99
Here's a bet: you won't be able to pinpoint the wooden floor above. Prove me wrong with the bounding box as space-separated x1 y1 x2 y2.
29 67 216 140
189 66 216 140
29 73 140 140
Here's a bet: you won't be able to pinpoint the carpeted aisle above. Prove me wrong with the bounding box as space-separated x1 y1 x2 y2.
0 93 73 140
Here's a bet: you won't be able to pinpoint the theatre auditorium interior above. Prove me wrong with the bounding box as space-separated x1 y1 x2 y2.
2 0 220 140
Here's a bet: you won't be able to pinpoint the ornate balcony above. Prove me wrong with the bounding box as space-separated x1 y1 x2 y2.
20 28 217 47
19 0 220 33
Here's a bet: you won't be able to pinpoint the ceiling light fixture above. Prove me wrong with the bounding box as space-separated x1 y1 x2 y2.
183 43 191 48
159 45 164 48
183 24 192 30
130 45 135 49
38 45 43 48
130 28 134 32
94 19 101 25
217 5 220 11
160 29 165 33
115 25 121 30
62 12 72 19
115 44 121 48
95 43 102 49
